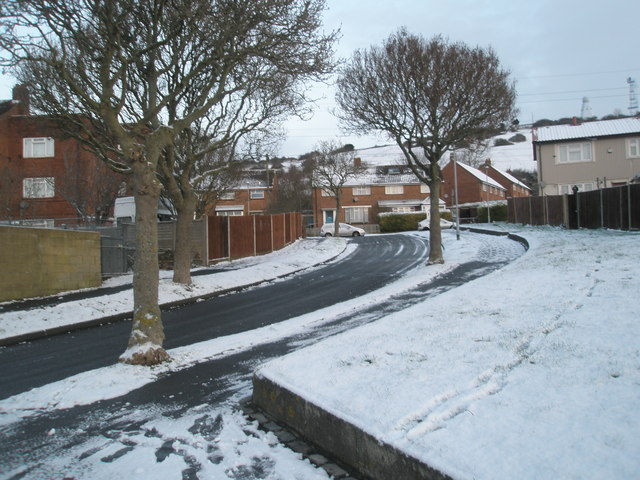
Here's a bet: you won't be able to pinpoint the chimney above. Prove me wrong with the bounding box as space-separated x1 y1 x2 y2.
484 158 492 167
571 116 578 126
354 157 361 167
12 84 30 115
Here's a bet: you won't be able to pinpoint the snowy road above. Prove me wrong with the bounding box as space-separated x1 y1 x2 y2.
0 231 525 480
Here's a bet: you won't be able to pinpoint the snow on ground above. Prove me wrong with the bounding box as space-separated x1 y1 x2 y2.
257 226 640 479
2 226 638 479
0 232 478 422
0 237 348 341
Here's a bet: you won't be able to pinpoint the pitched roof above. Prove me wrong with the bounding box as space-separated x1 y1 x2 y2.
457 162 507 190
534 118 640 142
490 165 531 190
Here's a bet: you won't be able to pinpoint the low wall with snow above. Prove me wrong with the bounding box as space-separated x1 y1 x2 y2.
252 373 451 480
0 226 101 302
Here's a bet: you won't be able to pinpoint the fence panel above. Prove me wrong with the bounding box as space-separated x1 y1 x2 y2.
229 216 255 258
208 216 228 261
255 215 273 255
100 235 130 276
272 214 286 250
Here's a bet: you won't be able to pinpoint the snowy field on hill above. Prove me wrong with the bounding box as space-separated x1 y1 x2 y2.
257 226 640 479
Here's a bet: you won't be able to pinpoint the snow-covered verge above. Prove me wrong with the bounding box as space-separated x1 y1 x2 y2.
0 237 348 342
256 226 640 479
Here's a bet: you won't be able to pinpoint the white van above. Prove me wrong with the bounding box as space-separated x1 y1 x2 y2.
114 196 175 224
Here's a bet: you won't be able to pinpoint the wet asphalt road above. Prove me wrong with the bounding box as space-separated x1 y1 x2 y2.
0 233 430 400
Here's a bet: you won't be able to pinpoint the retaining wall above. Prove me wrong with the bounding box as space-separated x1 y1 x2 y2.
0 226 101 302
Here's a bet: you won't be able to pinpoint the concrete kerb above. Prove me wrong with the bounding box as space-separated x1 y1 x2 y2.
250 227 529 480
0 239 349 347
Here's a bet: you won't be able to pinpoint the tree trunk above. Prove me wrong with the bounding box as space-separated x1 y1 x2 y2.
172 189 198 285
428 167 444 265
333 195 342 237
119 157 169 365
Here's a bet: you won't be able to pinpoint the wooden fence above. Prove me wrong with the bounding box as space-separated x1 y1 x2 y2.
508 183 640 230
207 212 303 262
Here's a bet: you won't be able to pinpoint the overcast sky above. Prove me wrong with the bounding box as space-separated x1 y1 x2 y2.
1 0 639 157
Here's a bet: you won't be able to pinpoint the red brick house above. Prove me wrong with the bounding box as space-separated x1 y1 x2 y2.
0 85 125 227
479 159 531 198
210 170 275 216
311 145 443 227
441 159 508 207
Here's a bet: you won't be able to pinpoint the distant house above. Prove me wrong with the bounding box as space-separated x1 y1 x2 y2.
440 160 508 207
0 85 126 227
212 169 275 216
479 159 531 198
533 117 640 195
311 145 441 227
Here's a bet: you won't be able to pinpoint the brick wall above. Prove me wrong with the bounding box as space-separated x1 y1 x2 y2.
0 226 101 302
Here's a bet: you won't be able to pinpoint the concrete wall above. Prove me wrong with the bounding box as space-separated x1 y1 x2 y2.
253 373 452 480
0 226 101 302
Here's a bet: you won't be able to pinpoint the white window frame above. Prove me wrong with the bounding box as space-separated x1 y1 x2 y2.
558 183 595 195
352 186 371 195
385 185 403 195
627 138 640 158
344 206 369 223
23 177 55 198
249 189 265 199
321 188 335 197
556 142 593 164
217 210 243 216
219 192 235 200
420 184 430 194
23 137 55 158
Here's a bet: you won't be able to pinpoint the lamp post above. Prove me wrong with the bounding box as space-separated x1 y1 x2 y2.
452 152 460 240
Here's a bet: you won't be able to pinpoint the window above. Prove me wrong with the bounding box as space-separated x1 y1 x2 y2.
385 185 403 195
217 210 243 216
219 192 235 200
628 138 640 158
392 206 414 213
23 138 55 158
558 183 594 195
345 207 368 223
250 189 265 199
557 142 593 163
420 184 430 194
23 177 55 198
352 186 371 195
321 188 335 197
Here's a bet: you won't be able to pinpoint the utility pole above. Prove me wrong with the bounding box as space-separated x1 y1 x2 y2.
452 152 460 240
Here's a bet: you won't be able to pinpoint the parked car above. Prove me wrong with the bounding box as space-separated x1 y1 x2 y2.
320 223 366 237
417 217 455 231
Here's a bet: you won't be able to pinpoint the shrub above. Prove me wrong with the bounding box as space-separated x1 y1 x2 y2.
508 133 526 143
494 138 513 146
476 203 508 222
378 213 425 232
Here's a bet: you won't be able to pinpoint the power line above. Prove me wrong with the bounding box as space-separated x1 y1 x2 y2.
519 87 627 97
518 68 640 80
518 94 627 105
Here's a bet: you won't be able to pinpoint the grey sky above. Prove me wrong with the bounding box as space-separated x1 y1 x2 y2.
2 0 638 156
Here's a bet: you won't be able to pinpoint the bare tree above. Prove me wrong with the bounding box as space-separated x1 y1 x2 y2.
311 140 367 237
54 146 126 225
336 29 516 263
1 0 337 365
266 163 312 214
